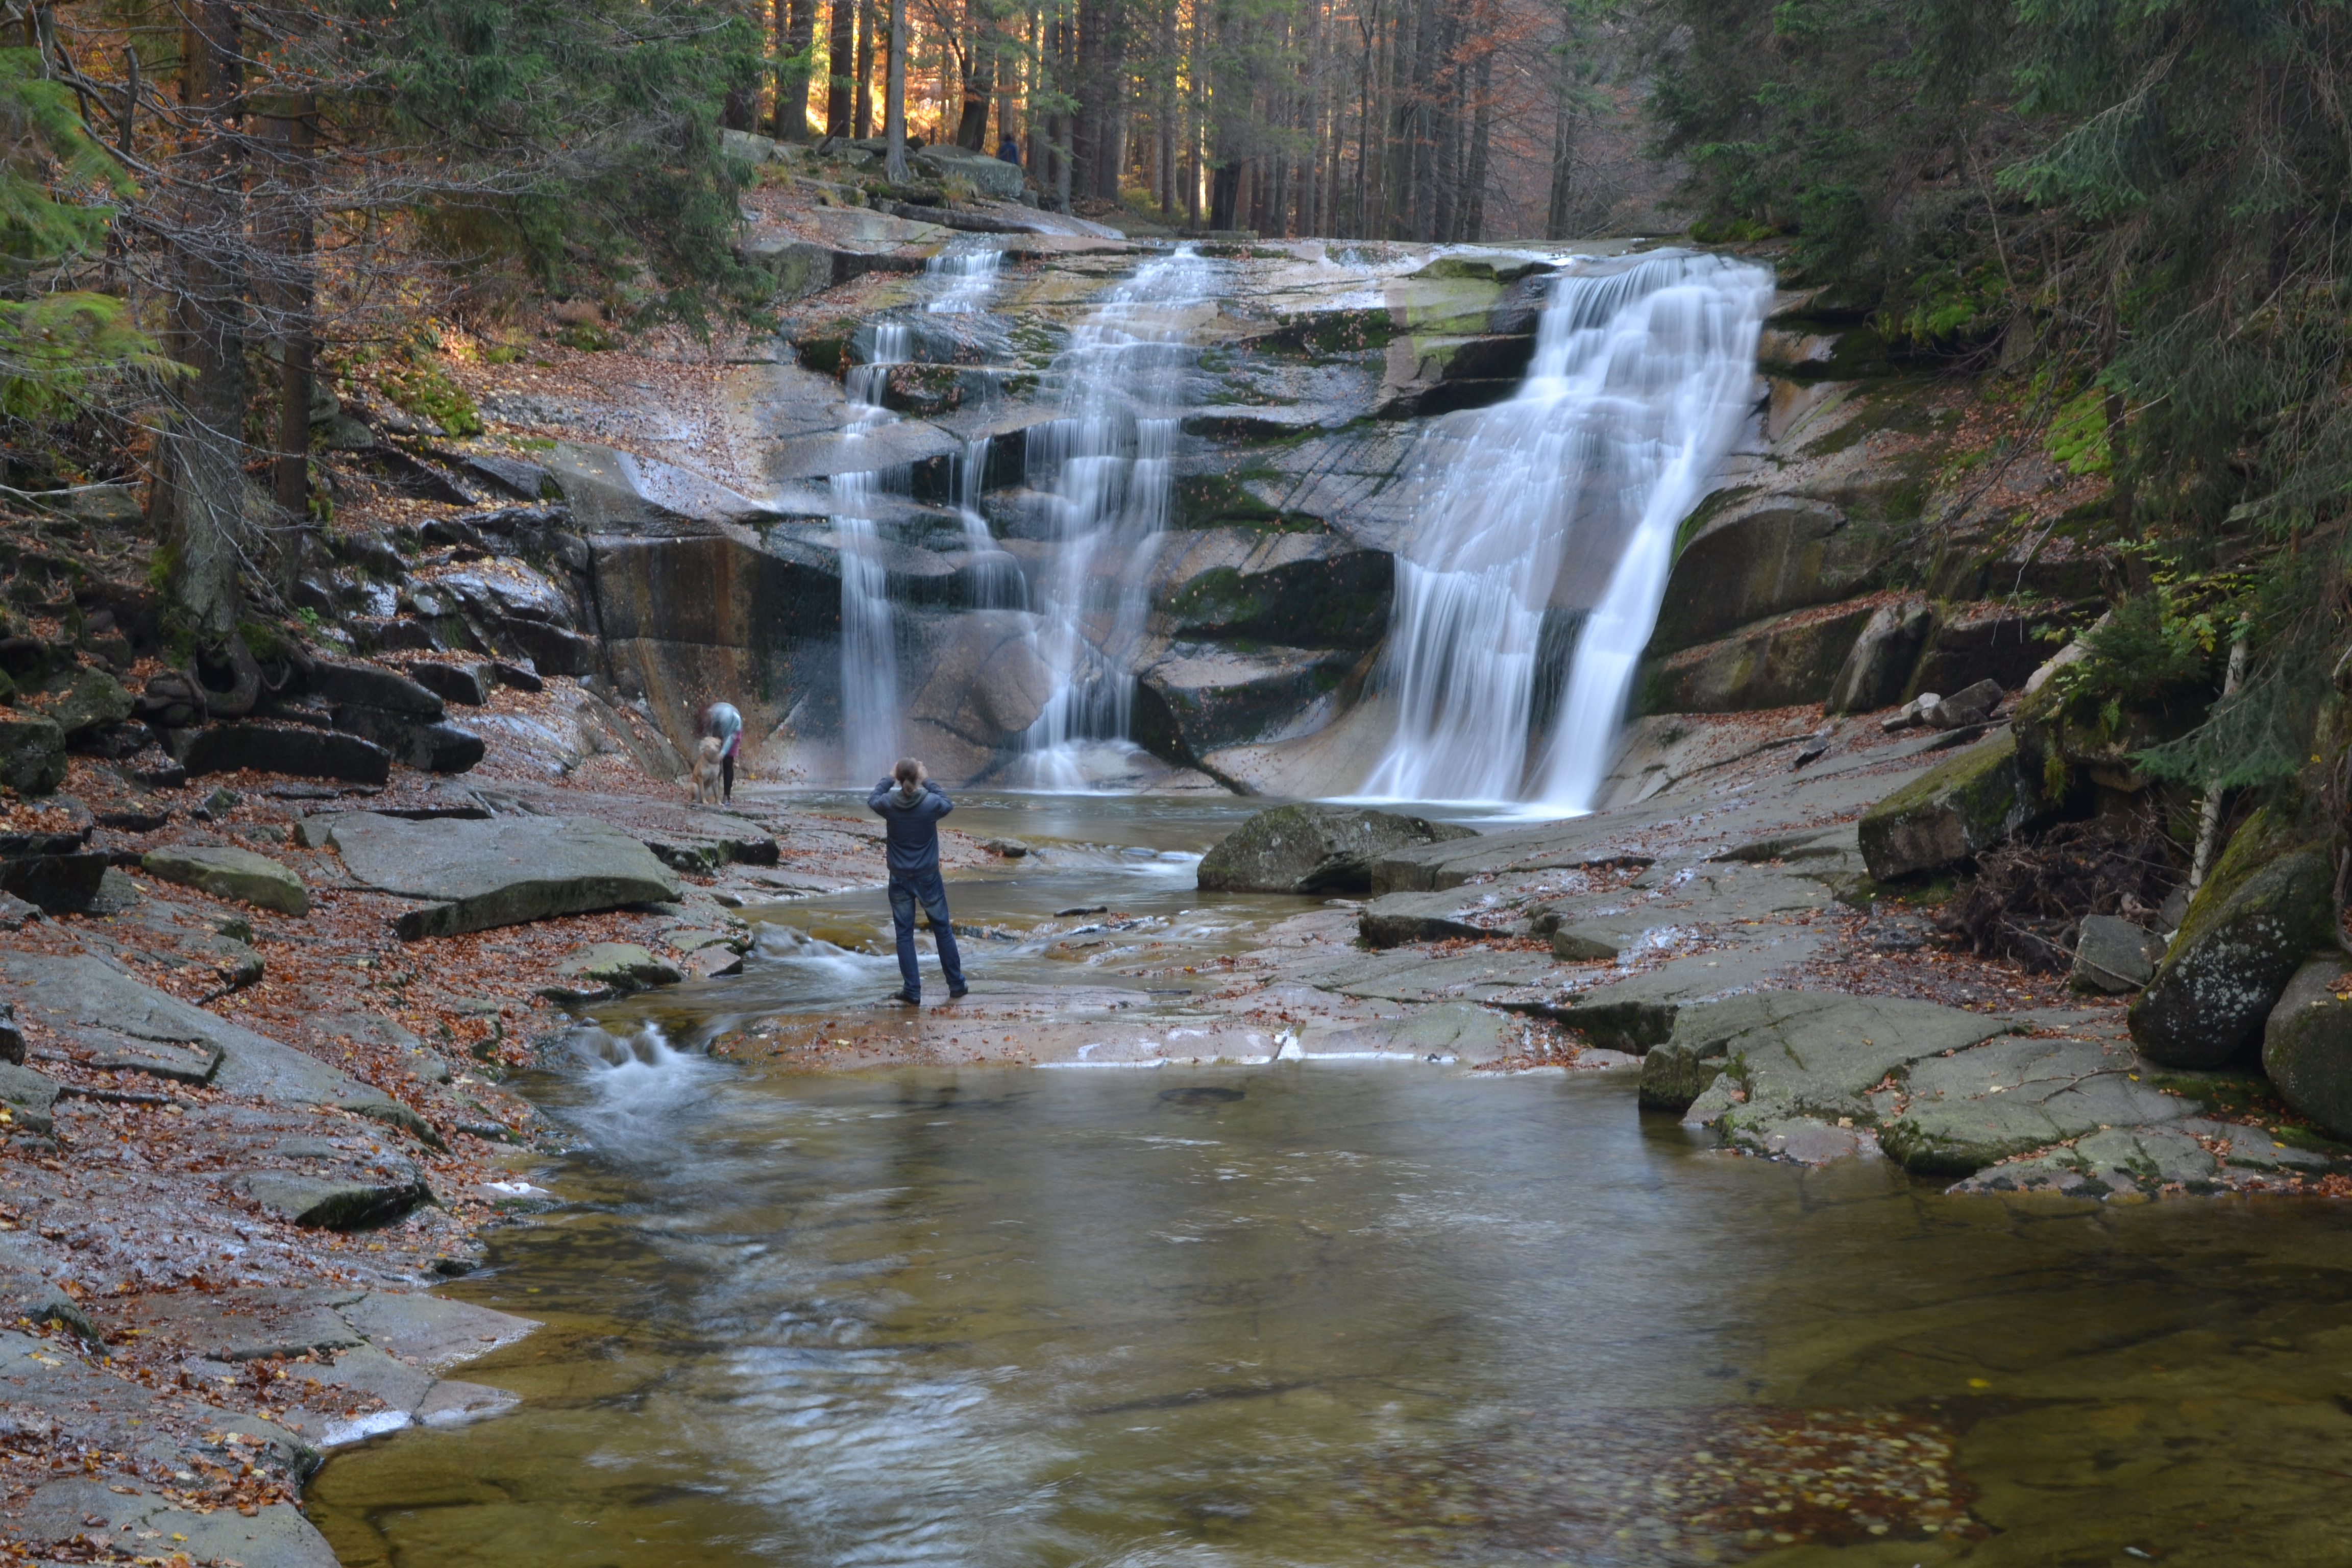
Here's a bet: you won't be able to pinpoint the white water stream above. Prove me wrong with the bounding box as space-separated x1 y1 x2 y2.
1359 252 1772 807
829 244 1006 781
1016 247 1215 788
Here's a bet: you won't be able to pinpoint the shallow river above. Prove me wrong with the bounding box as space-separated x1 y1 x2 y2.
309 792 2352 1567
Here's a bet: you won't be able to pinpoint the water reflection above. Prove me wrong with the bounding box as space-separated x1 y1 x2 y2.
313 1061 2352 1566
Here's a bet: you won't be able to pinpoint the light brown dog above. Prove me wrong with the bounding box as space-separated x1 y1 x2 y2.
692 736 725 804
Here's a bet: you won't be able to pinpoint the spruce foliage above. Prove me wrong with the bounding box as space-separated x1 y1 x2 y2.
1650 0 2352 792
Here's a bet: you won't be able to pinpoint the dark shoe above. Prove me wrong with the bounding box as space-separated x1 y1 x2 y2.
886 990 920 1006
947 985 969 1000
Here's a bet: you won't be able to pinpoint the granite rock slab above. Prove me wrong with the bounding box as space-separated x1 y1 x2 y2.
327 812 683 937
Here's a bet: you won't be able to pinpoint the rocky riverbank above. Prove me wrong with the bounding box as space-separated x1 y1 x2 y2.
0 703 1000 1564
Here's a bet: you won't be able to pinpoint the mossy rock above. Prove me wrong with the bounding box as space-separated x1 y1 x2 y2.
1635 601 1874 715
379 363 483 437
2261 955 2352 1139
2129 807 2333 1069
1857 729 2021 880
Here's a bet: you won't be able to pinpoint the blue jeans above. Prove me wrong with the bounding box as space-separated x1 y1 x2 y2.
888 868 966 999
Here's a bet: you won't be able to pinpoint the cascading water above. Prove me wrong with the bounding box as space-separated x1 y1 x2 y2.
1017 246 1214 787
953 434 1024 609
830 324 907 785
1358 252 1772 807
827 243 1007 782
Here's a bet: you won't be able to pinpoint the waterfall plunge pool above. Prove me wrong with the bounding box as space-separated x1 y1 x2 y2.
305 794 2352 1566
310 1051 2352 1567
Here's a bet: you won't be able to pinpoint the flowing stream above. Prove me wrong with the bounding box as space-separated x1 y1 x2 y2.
309 794 2352 1568
1360 253 1772 807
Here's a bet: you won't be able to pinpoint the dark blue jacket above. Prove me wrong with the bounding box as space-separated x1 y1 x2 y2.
869 778 953 875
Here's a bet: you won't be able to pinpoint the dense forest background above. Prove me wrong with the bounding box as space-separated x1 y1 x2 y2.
0 0 2343 791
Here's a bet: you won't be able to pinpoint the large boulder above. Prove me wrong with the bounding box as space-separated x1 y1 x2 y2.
915 143 1025 200
327 813 683 938
0 851 106 914
327 704 486 773
45 667 132 739
142 845 310 916
2262 955 2352 1139
2070 914 2164 995
1635 600 1873 715
2130 810 2334 1068
1196 803 1477 894
182 722 393 785
309 658 444 719
1136 645 1361 765
1825 598 1934 714
1908 601 2054 698
1857 729 2021 880
1646 499 1885 655
1157 528 1395 650
0 716 64 794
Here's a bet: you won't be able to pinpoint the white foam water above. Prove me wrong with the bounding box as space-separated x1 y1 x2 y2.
1016 247 1214 789
1359 252 1772 807
828 244 1009 782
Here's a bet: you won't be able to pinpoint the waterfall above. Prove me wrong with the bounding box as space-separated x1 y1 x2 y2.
925 244 1002 315
827 244 1007 783
1017 246 1215 787
954 435 1024 609
1358 252 1772 807
832 322 907 785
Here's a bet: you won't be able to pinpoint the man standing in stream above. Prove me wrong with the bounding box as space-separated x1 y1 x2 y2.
869 757 968 1006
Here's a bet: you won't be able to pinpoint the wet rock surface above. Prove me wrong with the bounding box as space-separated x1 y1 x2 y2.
1196 803 1475 894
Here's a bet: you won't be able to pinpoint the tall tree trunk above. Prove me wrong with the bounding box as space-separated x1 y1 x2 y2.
884 0 909 181
1406 0 1439 240
955 2 992 152
160 0 251 646
776 0 817 138
1545 82 1576 239
1463 42 1491 241
272 99 315 564
1430 5 1460 242
827 0 856 135
853 0 876 136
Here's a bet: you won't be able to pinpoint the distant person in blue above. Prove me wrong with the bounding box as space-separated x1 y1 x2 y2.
699 701 743 802
997 134 1021 167
869 757 968 1006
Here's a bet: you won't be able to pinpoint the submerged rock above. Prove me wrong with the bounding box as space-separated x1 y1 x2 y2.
2262 954 2352 1138
1857 728 2021 879
142 844 310 916
1196 803 1476 895
2130 810 2332 1069
327 812 682 938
